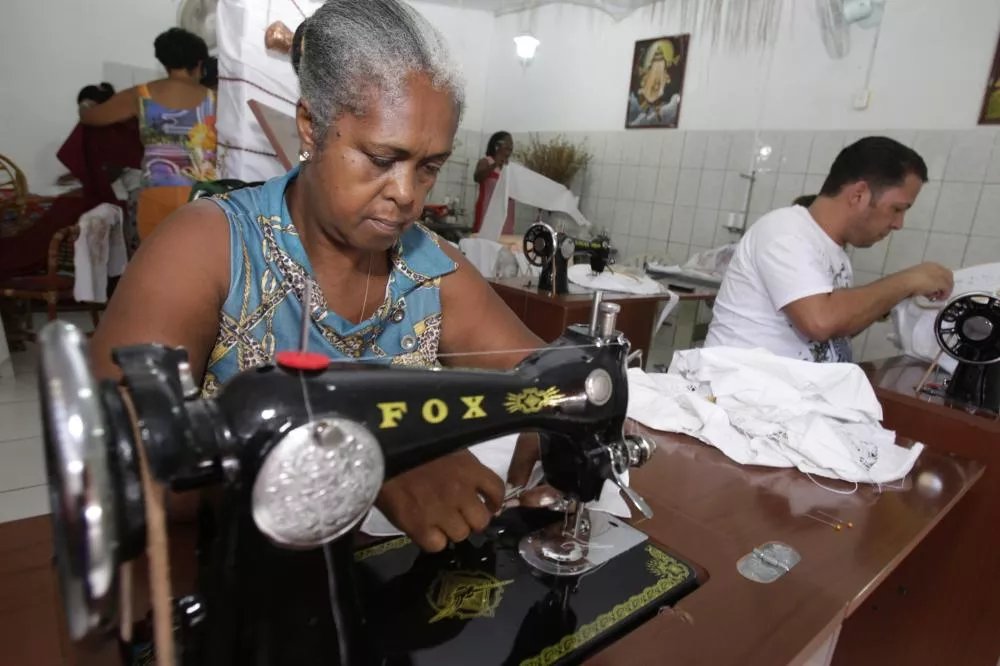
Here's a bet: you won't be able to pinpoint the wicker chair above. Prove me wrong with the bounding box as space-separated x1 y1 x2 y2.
0 153 30 221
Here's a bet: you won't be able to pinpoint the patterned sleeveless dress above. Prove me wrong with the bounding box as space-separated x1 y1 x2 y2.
203 165 457 394
137 83 218 187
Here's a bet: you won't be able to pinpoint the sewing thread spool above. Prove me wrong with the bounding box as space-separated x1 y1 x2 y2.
597 302 621 339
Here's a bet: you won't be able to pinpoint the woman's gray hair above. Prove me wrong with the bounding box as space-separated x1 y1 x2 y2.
296 0 465 143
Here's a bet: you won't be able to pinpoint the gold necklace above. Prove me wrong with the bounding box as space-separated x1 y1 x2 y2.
357 252 373 322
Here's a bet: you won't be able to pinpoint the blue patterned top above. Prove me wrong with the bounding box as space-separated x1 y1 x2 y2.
202 166 457 396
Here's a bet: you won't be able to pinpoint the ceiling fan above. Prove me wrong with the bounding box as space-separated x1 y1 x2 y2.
815 0 886 60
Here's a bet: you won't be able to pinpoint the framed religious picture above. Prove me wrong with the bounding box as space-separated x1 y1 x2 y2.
625 34 691 129
978 30 1000 125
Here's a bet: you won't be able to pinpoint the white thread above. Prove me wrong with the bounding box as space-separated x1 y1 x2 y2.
803 471 859 496
322 544 351 664
278 342 603 366
357 252 373 322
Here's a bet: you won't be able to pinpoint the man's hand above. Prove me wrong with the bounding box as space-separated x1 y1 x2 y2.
375 450 505 552
900 262 954 301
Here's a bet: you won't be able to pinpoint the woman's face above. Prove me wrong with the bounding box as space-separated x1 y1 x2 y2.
300 73 458 252
495 136 513 160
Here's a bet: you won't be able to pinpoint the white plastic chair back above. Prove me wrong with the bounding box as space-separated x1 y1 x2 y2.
458 237 505 278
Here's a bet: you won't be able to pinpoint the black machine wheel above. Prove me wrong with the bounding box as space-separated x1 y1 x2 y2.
934 292 1000 365
523 223 556 268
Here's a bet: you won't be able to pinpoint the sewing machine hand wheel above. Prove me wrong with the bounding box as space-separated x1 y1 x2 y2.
523 222 556 267
39 323 126 640
934 292 1000 365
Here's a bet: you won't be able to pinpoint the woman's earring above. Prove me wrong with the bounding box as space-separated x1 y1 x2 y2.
299 150 312 163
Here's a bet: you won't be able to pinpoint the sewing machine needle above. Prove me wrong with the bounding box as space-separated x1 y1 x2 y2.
300 281 312 353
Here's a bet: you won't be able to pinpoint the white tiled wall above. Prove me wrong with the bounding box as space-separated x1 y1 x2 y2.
448 127 1000 361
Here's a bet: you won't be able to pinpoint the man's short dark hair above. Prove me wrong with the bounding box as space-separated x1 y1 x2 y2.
819 136 928 199
154 27 209 72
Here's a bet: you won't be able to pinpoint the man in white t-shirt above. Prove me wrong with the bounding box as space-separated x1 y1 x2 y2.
706 136 953 363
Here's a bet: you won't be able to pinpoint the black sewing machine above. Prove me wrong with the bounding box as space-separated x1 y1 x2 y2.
934 292 1000 414
40 295 699 665
523 222 614 295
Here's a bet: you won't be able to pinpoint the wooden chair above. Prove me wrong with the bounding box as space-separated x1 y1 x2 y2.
0 224 103 349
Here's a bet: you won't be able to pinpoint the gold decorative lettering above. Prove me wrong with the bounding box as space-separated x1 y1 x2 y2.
421 398 448 424
377 402 408 428
460 395 487 420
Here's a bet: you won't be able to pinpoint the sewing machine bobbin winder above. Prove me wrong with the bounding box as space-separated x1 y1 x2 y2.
40 293 700 665
523 222 614 296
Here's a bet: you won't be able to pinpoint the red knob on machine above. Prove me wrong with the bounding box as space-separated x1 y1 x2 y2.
275 351 331 372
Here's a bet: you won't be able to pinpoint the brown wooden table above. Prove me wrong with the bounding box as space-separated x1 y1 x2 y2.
830 356 1000 666
0 424 981 666
490 278 679 362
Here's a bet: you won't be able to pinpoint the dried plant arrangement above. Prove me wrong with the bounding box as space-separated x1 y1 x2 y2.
515 134 593 187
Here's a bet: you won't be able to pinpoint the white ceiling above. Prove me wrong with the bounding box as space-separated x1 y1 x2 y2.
416 0 662 20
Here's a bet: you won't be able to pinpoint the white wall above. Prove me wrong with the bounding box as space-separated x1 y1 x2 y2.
410 1 494 133
1 0 174 195
483 0 1000 132
0 0 493 195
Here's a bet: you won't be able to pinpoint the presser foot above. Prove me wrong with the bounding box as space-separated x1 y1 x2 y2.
517 507 647 577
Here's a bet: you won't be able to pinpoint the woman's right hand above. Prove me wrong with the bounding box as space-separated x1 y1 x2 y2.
375 450 505 552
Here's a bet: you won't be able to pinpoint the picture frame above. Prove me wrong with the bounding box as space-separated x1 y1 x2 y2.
625 34 691 130
978 29 1000 125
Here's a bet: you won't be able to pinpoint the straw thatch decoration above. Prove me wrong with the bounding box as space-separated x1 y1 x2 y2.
515 134 593 187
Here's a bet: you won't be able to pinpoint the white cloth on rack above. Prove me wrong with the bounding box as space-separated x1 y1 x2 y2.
361 435 630 537
568 263 666 295
216 0 325 181
626 347 923 484
891 262 1000 374
73 203 127 304
480 163 591 241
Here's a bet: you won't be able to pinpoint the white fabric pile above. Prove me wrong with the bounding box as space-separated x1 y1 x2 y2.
627 347 923 484
567 263 666 295
646 243 736 286
73 203 128 304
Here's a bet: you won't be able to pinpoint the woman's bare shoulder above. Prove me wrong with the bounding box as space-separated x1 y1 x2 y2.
136 200 231 281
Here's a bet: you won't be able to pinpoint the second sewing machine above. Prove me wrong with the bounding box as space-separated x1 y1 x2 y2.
523 221 615 295
40 295 701 665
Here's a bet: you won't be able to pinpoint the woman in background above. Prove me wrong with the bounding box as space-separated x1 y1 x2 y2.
80 27 217 241
472 130 516 234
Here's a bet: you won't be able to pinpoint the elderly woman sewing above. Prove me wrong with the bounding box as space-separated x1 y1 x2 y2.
92 0 541 557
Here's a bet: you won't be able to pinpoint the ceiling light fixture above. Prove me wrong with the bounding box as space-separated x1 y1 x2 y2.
514 34 540 63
